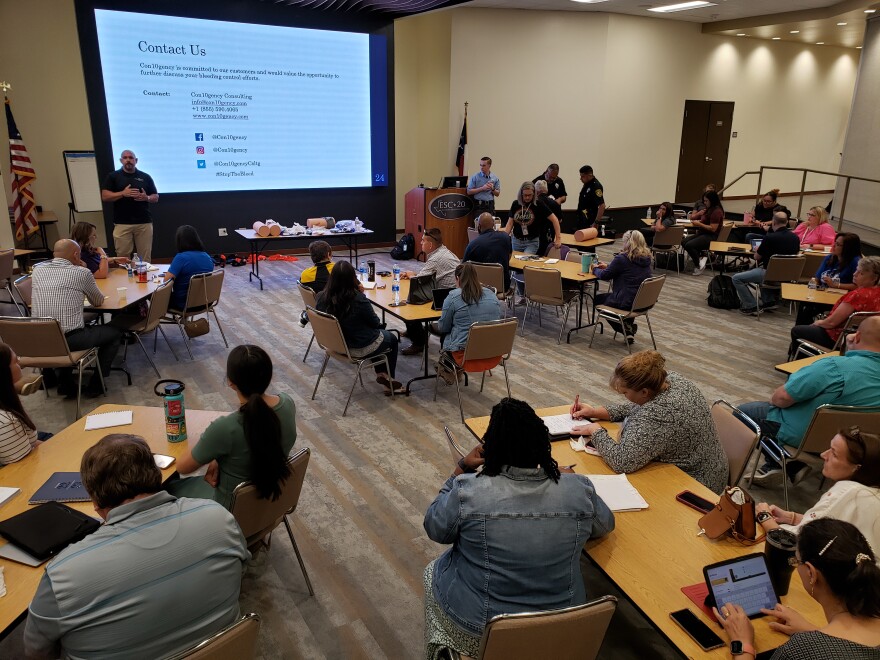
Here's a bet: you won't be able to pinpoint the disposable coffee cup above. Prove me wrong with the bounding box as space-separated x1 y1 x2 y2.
764 528 797 597
116 287 127 299
367 260 376 282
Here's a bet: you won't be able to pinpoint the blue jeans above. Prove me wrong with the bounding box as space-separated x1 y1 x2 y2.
732 267 775 308
511 237 539 295
364 329 398 377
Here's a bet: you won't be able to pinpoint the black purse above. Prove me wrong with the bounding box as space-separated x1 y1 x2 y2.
407 273 435 305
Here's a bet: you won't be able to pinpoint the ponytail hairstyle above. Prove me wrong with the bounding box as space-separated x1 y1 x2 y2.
0 344 35 431
480 397 561 482
798 518 880 619
227 345 290 500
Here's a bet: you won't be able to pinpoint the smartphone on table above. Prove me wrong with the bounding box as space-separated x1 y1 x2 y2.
675 490 715 514
669 608 724 651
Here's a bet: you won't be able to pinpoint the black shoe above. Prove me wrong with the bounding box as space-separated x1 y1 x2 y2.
299 311 309 328
57 382 77 399
42 368 58 388
83 381 106 398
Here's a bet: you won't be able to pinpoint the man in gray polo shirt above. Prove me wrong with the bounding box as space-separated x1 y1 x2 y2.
24 434 249 659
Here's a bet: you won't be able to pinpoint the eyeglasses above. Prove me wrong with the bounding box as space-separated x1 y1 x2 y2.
807 212 817 217
787 556 805 568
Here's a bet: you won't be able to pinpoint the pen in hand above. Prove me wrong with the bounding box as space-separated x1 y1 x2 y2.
571 394 580 419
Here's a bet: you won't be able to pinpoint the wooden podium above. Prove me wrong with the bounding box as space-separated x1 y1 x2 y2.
404 187 475 259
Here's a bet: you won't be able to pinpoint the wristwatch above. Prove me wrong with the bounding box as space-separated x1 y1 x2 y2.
731 640 756 656
756 511 772 524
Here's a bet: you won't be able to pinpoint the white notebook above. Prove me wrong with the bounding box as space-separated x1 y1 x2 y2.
84 410 133 431
541 413 587 438
585 474 649 512
0 487 20 508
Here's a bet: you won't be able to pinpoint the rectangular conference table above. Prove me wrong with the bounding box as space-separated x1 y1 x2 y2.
775 351 840 375
464 404 824 659
235 227 374 290
780 282 844 306
88 264 171 311
559 233 615 252
363 276 442 394
0 404 224 636
508 253 599 343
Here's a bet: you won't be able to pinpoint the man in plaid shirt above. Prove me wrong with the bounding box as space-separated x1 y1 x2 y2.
32 240 121 397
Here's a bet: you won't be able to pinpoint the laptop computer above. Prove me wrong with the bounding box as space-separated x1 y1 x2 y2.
432 288 453 311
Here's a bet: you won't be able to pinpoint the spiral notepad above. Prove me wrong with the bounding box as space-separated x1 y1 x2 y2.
84 410 133 431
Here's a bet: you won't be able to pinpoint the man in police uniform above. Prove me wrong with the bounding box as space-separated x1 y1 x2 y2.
576 165 606 230
466 156 500 215
101 150 159 262
532 164 567 204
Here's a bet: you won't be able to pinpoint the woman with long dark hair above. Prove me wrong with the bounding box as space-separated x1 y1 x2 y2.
715 518 880 659
171 345 295 509
795 233 863 325
683 189 724 275
317 260 401 394
0 343 43 464
163 224 214 311
423 397 615 659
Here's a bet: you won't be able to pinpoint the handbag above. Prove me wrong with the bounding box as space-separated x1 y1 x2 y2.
184 317 210 338
697 486 764 545
407 273 435 305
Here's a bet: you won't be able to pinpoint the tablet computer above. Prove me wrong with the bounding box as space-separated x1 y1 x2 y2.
703 553 778 619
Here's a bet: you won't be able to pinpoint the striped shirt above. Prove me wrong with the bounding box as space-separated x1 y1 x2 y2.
31 258 105 333
420 245 461 290
0 410 36 464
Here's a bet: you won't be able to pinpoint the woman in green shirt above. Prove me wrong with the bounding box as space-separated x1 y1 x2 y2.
170 345 297 509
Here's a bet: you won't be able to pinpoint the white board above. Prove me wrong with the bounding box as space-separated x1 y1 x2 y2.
63 151 103 213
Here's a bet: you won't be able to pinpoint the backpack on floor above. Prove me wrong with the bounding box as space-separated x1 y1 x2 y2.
707 274 740 310
655 251 685 272
390 233 416 260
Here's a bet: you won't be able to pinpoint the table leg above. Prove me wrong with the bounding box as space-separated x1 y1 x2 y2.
566 280 601 343
247 240 264 290
404 320 435 395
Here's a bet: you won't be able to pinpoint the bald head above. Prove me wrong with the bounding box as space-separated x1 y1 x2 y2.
851 316 880 352
477 212 495 233
53 239 81 263
772 212 789 228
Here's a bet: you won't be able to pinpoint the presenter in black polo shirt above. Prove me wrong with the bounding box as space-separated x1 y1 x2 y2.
101 150 159 262
576 165 606 230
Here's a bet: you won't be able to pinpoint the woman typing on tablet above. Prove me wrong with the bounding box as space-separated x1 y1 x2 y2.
755 428 880 554
714 518 880 659
423 398 614 659
570 350 728 493
169 344 296 510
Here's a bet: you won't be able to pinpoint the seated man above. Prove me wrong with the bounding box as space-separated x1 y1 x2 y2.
732 211 801 315
740 316 880 485
24 433 249 659
401 228 460 355
463 212 513 291
298 240 334 326
31 239 121 397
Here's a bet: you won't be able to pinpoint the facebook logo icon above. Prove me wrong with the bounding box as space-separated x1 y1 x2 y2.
195 133 204 141
197 160 206 169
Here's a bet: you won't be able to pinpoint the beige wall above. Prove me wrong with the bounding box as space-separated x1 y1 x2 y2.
0 0 105 247
397 8 858 223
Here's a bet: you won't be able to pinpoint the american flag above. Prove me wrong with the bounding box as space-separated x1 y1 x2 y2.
6 99 39 241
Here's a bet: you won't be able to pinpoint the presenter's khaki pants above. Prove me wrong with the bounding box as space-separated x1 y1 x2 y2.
113 223 153 262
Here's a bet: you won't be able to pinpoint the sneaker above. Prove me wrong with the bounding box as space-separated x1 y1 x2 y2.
752 462 783 486
760 303 778 312
740 307 758 316
787 463 812 485
698 256 708 270
691 267 705 276
299 310 309 328
401 343 425 356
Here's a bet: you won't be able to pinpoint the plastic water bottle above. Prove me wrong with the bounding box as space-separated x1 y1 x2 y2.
392 280 400 305
808 278 817 290
647 206 652 219
130 252 139 278
392 263 401 282
359 260 367 283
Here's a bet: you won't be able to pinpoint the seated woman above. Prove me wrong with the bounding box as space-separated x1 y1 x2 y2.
571 350 728 493
435 263 501 383
682 190 724 275
795 232 862 325
70 221 128 278
171 345 296 510
316 261 401 394
0 343 46 465
591 230 653 340
789 255 880 357
164 225 215 311
755 427 880 553
638 201 676 247
688 183 715 217
423 397 614 659
714 518 880 660
729 189 791 244
794 206 837 248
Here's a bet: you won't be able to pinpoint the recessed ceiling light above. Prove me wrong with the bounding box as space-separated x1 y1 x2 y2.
866 9 877 13
816 42 825 45
570 0 611 3
648 1 717 13
857 46 863 49
736 33 746 36
837 22 847 26
772 37 781 40
790 30 800 34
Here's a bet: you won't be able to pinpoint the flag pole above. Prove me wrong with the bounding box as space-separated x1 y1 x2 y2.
463 102 468 175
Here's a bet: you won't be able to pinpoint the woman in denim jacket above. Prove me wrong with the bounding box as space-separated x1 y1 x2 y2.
423 398 615 659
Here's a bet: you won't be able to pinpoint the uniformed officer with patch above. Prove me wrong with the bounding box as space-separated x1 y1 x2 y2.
532 164 567 204
576 164 606 230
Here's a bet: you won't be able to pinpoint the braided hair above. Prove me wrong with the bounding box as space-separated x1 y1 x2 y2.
480 397 561 482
